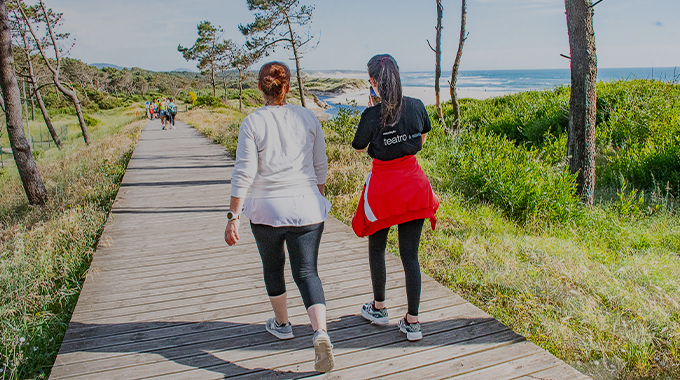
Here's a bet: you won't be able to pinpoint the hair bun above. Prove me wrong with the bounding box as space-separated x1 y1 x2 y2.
258 62 292 99
264 77 281 86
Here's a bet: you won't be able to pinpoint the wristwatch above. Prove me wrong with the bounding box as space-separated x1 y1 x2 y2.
226 210 240 221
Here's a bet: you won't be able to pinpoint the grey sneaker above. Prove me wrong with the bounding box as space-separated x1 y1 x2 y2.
265 317 294 340
361 301 389 325
312 330 334 372
398 315 422 341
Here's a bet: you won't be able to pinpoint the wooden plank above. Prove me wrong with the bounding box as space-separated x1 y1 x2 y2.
446 351 564 380
515 363 590 380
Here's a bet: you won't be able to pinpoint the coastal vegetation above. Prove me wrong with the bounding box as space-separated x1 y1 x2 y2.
0 105 145 379
183 78 679 380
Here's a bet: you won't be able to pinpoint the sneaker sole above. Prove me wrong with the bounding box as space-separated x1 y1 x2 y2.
361 308 390 325
265 326 294 340
399 326 423 341
313 335 334 372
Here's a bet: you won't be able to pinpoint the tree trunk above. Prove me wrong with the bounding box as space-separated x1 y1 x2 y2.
211 64 216 98
286 16 306 108
20 27 60 147
433 0 444 125
565 0 597 205
238 68 243 112
22 80 31 147
292 50 306 108
450 0 467 132
222 70 227 101
35 88 60 148
0 0 47 205
30 96 34 120
54 81 90 144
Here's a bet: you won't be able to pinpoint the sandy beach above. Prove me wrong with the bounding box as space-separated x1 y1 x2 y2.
324 86 512 107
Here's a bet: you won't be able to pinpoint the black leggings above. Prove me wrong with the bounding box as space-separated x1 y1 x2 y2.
250 222 326 309
368 219 424 316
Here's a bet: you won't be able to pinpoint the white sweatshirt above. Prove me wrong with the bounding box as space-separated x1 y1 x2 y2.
231 104 328 199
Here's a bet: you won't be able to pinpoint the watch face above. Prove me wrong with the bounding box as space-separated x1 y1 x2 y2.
227 211 235 220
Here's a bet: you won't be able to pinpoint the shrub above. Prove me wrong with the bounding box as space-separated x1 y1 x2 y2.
321 104 361 143
421 130 580 224
97 96 126 110
83 114 101 127
194 95 223 108
449 87 570 147
595 80 680 193
596 79 680 150
601 135 680 194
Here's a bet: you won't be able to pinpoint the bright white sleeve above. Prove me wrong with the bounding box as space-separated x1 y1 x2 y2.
312 119 328 185
230 119 259 198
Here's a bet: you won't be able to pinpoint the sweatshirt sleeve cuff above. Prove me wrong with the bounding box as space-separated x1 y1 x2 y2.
231 186 249 198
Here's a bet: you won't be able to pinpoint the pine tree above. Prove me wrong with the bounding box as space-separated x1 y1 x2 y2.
239 0 316 108
178 21 225 98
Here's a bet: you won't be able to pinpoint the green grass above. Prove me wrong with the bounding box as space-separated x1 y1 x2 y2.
0 105 145 379
1 106 147 161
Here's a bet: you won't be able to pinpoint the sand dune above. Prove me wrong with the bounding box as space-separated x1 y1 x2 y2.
325 86 511 106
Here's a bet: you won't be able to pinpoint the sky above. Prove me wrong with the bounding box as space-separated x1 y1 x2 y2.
38 0 680 73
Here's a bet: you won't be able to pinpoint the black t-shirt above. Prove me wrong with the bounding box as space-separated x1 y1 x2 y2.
352 97 432 161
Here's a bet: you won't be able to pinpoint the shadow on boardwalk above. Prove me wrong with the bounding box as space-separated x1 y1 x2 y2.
58 316 512 379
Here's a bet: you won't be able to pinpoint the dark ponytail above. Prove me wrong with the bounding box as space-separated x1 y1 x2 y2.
367 54 402 129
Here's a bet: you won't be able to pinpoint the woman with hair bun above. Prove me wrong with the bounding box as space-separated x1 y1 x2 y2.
225 61 334 372
352 54 439 341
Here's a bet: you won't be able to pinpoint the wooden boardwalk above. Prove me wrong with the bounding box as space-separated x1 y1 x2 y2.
49 119 589 379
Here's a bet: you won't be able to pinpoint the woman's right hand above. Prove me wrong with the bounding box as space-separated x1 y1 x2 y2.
225 219 240 246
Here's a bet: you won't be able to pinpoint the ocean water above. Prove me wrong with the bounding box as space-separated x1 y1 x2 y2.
402 67 679 92
320 67 679 118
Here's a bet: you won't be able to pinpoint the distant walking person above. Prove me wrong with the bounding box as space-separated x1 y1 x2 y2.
167 98 177 128
158 98 170 130
148 100 156 120
224 61 335 372
145 100 151 119
352 54 439 341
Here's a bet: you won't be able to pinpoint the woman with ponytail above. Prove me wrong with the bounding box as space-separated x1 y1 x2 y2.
352 54 439 341
225 62 334 372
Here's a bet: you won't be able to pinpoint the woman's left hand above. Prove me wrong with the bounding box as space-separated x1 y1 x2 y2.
225 219 240 246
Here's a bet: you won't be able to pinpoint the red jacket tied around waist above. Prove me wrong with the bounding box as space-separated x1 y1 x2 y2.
352 155 439 237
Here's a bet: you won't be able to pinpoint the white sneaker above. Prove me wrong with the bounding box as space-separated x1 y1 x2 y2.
312 330 334 372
